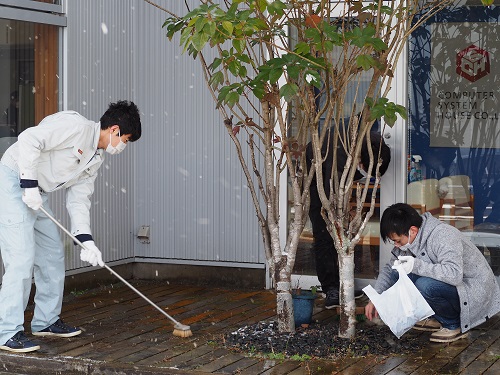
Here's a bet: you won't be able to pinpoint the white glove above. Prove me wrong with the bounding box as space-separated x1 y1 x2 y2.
22 187 43 210
80 241 104 267
397 255 415 274
392 259 401 268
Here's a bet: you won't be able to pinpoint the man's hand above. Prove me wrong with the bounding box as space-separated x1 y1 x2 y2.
364 300 379 321
397 255 415 274
80 241 104 267
22 187 43 210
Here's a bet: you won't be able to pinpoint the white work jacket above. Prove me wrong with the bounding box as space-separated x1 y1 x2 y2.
1 111 104 237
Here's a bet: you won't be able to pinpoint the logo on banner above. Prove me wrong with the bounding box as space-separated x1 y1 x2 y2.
456 44 490 82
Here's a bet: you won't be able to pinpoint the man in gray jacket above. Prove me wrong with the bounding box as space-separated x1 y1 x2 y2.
365 203 500 343
0 101 141 353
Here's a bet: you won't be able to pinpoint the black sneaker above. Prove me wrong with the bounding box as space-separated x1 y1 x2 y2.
32 319 82 338
0 331 40 353
324 289 340 309
355 290 365 299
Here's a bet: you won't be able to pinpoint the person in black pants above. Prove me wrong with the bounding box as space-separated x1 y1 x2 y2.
306 128 391 308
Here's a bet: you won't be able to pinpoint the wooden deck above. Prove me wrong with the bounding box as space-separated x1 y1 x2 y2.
1 279 499 374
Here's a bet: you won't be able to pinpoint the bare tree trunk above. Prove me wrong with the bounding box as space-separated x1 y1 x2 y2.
276 277 294 333
338 251 356 338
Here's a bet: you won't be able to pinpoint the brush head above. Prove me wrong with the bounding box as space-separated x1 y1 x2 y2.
173 327 193 338
173 323 192 338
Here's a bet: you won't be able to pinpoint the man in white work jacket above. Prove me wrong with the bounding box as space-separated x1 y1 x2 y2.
0 100 142 353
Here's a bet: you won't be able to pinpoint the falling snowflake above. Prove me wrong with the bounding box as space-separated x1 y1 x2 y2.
101 23 108 34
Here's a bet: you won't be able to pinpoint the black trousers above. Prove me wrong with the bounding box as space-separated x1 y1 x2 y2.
308 186 339 293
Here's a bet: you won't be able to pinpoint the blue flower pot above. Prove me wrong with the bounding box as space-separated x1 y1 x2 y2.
292 290 318 326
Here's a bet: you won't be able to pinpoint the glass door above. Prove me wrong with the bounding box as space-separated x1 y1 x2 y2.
408 3 500 284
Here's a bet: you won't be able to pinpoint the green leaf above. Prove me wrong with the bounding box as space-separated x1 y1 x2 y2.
252 86 266 100
279 83 299 102
208 71 224 90
305 28 321 43
237 54 252 64
222 21 234 35
209 58 222 71
195 17 208 33
370 38 388 52
323 24 344 46
356 55 375 71
294 42 310 55
269 68 283 84
226 91 240 107
239 65 247 78
232 38 246 53
228 60 240 76
287 65 300 80
179 26 193 48
191 31 209 51
384 112 397 126
267 0 286 16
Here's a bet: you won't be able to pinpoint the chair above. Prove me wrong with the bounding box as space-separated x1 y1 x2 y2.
407 179 440 214
438 175 473 229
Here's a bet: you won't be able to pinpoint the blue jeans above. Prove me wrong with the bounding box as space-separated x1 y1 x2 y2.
0 164 65 345
390 269 461 330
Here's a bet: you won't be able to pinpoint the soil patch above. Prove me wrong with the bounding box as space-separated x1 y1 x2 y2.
223 319 428 360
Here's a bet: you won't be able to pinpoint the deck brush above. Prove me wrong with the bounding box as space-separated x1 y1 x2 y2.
39 206 193 338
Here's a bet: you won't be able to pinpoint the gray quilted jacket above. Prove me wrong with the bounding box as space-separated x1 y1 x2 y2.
375 212 500 332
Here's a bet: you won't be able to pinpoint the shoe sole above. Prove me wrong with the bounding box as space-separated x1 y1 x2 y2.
324 304 339 309
412 325 441 332
0 344 40 353
32 329 82 338
429 332 468 343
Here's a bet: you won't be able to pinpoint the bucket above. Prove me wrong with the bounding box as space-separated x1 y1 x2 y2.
292 290 317 326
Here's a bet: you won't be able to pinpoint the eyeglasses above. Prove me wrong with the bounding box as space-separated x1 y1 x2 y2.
387 237 404 246
387 230 412 247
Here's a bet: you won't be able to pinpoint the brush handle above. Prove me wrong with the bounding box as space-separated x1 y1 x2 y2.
38 206 184 327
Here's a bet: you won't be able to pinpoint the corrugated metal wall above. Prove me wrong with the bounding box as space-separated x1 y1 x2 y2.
58 0 264 271
54 0 139 270
133 0 264 265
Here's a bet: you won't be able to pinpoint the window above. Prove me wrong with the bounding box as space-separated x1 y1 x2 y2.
0 0 64 157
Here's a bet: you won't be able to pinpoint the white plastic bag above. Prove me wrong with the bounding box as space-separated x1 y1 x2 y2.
363 265 435 339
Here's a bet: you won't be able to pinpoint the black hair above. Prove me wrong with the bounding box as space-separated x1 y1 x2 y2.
380 203 423 243
100 100 142 142
361 132 391 177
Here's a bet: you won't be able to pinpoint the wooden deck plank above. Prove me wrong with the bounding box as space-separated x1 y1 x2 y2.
361 356 407 374
481 357 500 375
215 356 262 373
439 327 500 374
193 352 248 373
259 360 302 374
4 281 500 375
330 355 391 375
236 359 288 375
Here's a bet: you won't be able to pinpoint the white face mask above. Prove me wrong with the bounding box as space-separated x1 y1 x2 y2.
105 130 127 155
398 230 412 251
